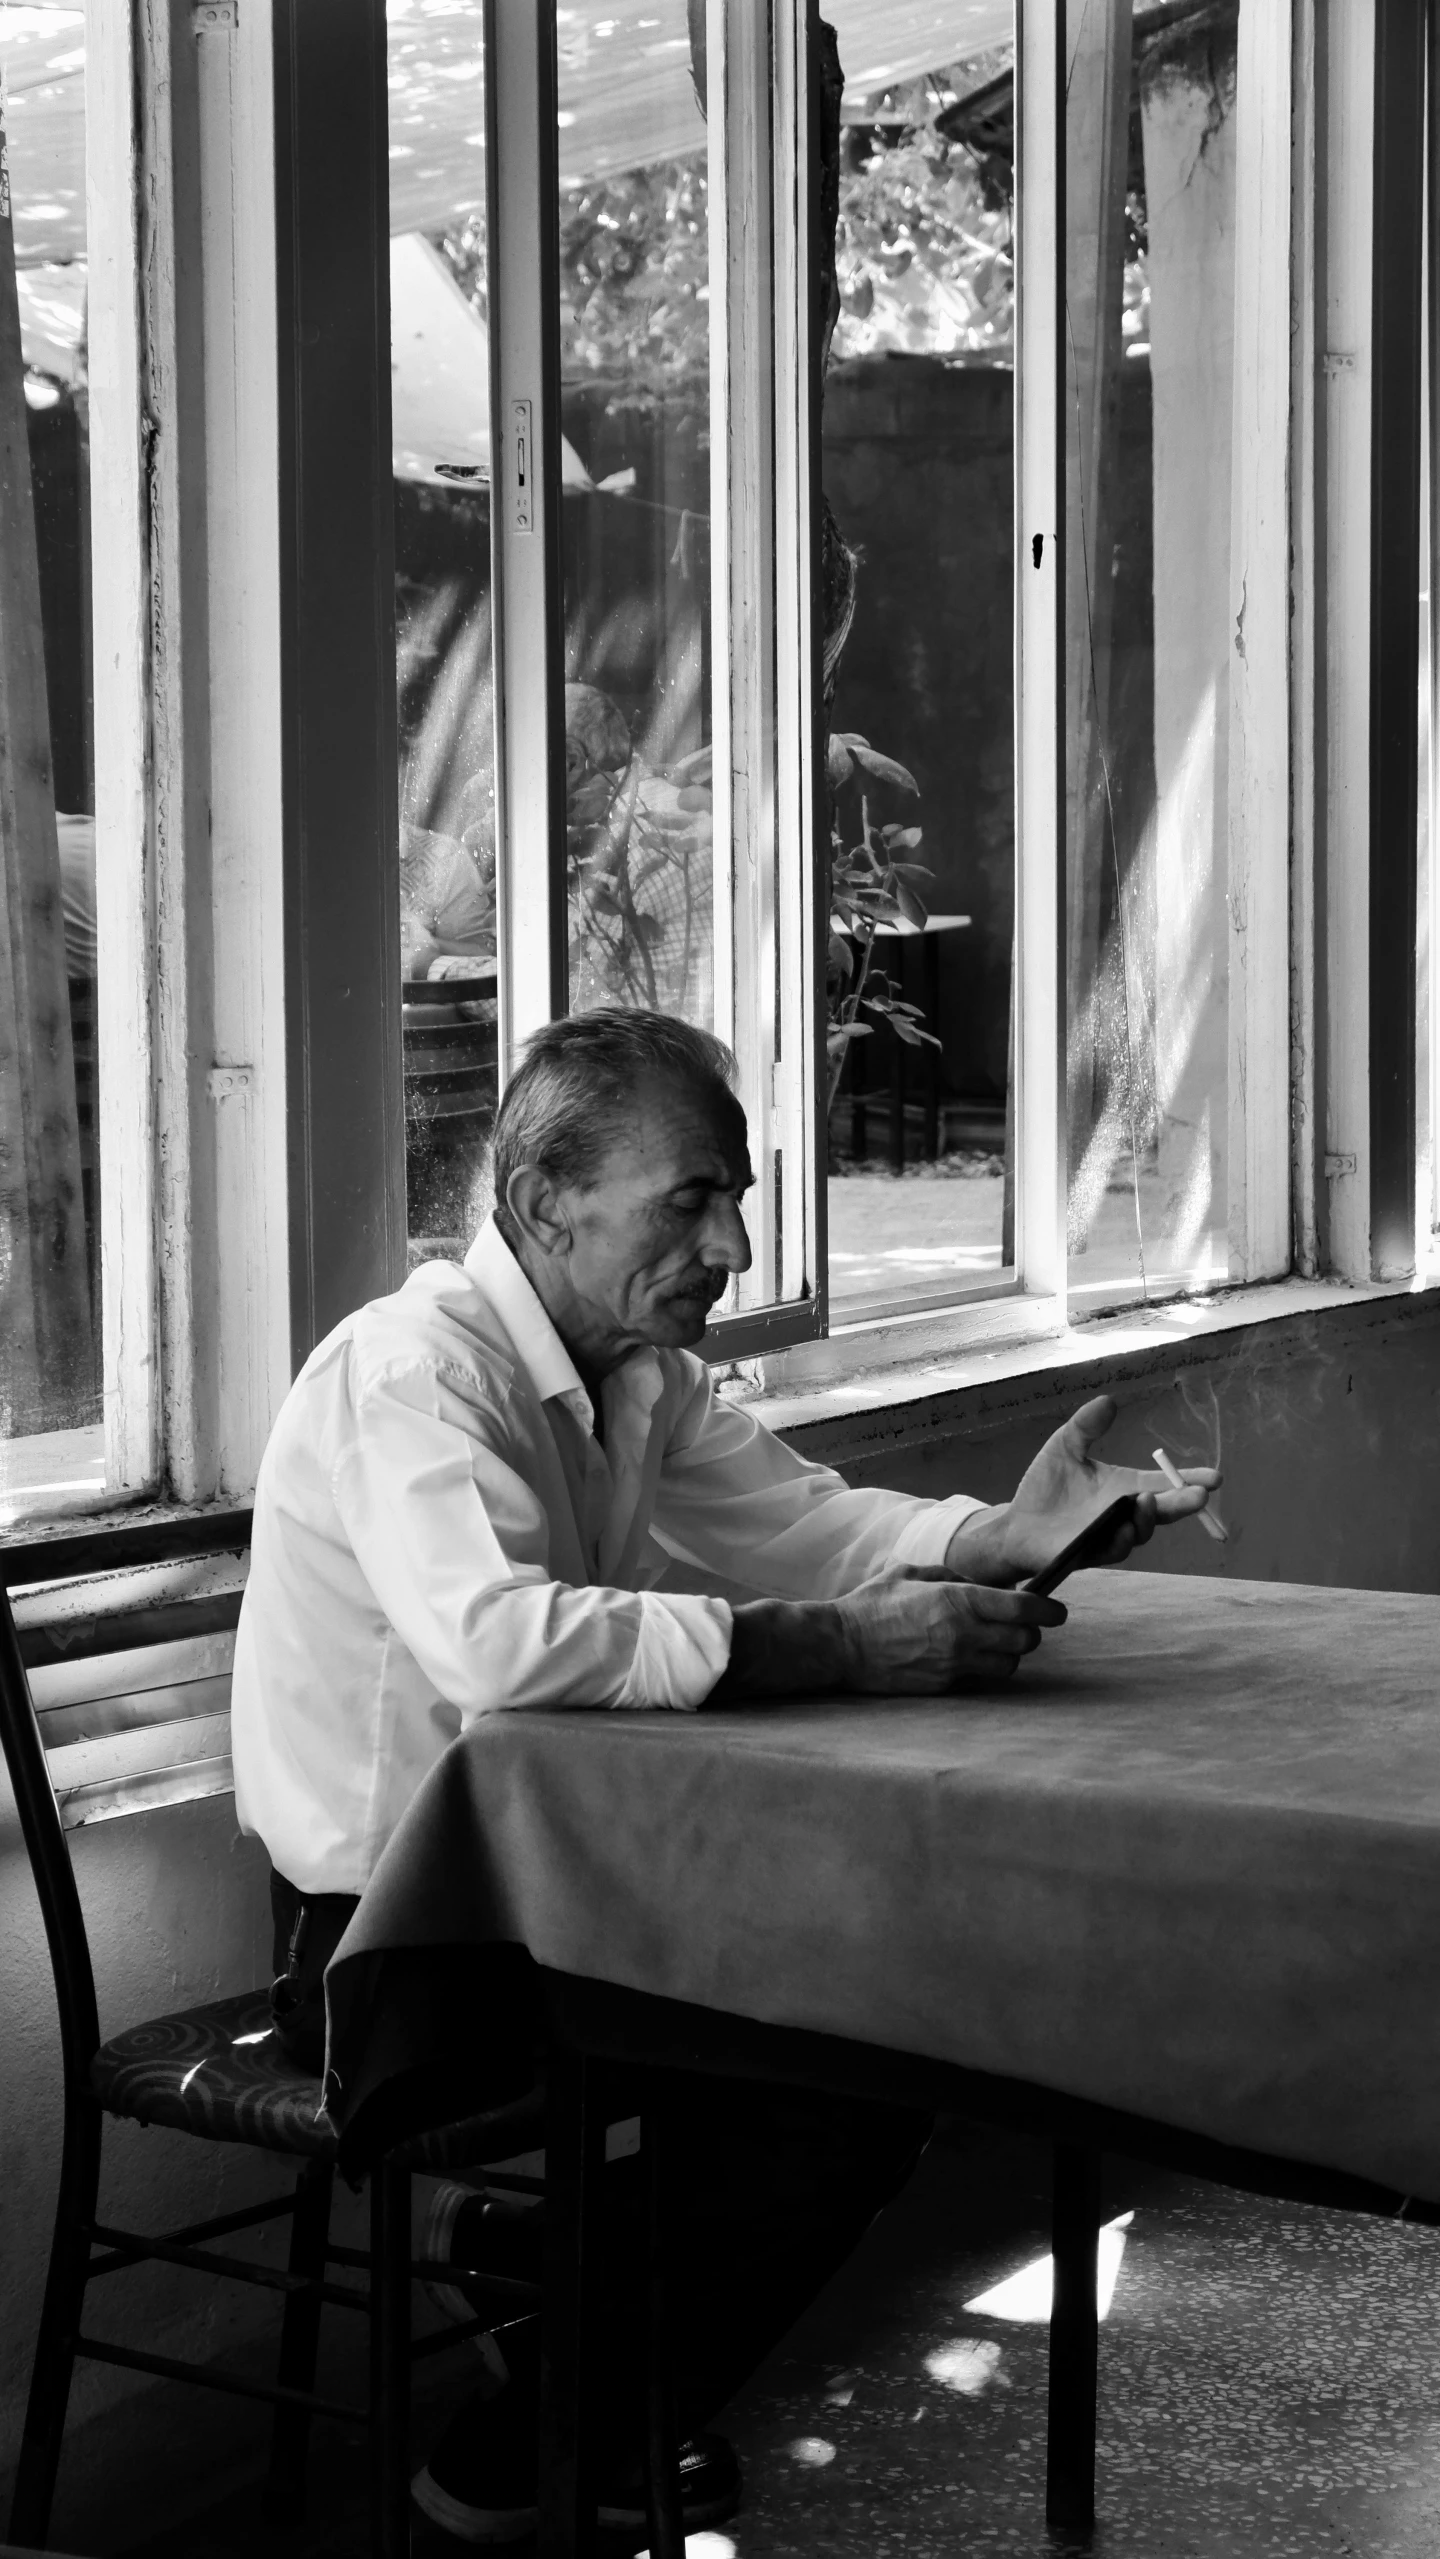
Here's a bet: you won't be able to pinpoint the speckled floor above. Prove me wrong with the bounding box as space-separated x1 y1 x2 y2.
711 2123 1440 2559
94 2120 1440 2556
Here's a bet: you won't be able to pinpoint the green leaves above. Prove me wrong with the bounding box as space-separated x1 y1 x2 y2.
828 731 921 796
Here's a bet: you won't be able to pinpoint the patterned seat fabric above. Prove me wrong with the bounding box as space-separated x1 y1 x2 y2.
91 1987 548 2173
91 1990 337 2158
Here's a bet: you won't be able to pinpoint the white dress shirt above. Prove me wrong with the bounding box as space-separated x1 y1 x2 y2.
231 1218 984 1893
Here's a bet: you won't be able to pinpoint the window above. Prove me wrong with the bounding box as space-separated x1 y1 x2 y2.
389 9 497 1263
821 12 1017 1321
556 13 716 1036
2 0 1433 1533
0 5 102 1516
429 0 1307 1372
1062 0 1289 1310
390 0 820 1349
1 0 289 1532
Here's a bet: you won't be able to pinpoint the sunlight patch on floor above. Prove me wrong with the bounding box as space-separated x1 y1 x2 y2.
964 2212 1134 2323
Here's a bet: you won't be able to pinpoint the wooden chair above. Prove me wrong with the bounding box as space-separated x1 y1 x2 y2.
0 1515 544 2558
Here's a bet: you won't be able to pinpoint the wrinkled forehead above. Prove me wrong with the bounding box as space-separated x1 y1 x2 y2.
589 1072 751 1192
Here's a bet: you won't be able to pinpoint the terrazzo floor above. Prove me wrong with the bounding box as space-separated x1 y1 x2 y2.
711 2124 1440 2559
86 2119 1440 2557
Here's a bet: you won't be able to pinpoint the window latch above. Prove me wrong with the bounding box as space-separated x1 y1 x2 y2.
511 398 534 535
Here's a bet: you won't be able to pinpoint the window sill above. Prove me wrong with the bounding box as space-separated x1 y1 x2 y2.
0 1423 108 1530
732 1272 1440 1447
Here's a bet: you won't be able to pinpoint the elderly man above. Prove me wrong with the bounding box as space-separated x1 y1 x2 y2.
233 1008 1214 2546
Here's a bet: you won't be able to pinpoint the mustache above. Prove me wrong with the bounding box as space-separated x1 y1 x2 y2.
671 1270 729 1305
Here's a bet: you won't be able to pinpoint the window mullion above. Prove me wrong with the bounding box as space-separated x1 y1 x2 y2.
486 0 567 1076
1318 0 1376 1287
711 0 780 1311
771 0 822 1317
1368 0 1428 1276
1290 0 1322 1279
1227 0 1295 1285
1013 0 1066 1313
87 0 158 1494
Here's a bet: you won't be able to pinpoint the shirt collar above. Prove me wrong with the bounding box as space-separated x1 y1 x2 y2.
461 1217 666 1426
463 1217 589 1408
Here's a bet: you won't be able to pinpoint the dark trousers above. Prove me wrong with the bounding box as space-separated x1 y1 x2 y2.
269 1868 360 2072
268 1867 931 2435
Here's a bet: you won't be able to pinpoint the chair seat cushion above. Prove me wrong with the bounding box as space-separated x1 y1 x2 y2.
91 1990 337 2157
91 1988 549 2173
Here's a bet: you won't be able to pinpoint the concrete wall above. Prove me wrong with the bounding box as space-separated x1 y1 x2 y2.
0 1788 277 2533
790 1294 1440 1599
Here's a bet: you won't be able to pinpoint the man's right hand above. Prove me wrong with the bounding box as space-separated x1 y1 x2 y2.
834 1566 1066 1692
714 1571 1066 1703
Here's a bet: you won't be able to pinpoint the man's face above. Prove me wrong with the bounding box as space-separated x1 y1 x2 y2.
553 1075 754 1353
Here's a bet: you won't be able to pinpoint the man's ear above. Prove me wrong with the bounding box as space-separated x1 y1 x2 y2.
506 1164 571 1258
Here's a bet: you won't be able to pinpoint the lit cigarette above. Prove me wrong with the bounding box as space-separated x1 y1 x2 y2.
1153 1445 1228 1542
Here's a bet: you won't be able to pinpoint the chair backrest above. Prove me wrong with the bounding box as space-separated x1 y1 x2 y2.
0 1513 252 2103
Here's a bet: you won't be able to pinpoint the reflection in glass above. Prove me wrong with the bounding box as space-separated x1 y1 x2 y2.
557 5 714 1030
821 10 1016 1317
389 4 720 1260
0 7 102 1509
388 6 498 1260
1065 0 1237 1304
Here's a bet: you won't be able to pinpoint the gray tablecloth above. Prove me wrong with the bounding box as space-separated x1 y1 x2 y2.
325 1571 1440 2197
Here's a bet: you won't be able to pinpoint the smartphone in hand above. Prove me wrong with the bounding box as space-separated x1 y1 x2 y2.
1017 1493 1140 1598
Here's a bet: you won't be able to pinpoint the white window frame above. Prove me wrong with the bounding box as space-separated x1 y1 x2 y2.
73 0 288 1522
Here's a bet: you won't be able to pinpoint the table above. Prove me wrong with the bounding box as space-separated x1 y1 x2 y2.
324 1572 1440 2549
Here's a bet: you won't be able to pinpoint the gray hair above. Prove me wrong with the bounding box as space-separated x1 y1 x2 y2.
490 1009 740 1237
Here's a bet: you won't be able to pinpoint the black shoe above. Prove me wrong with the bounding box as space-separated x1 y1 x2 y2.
596 2434 742 2535
411 2378 742 2547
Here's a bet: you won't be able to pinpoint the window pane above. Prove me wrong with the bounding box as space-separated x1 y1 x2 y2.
557 6 714 1031
0 9 102 1515
820 8 1017 1320
388 3 498 1264
1065 1 1238 1308
1423 157 1435 1257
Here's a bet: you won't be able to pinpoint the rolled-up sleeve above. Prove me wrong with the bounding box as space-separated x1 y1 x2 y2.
332 1361 731 1714
653 1361 987 1598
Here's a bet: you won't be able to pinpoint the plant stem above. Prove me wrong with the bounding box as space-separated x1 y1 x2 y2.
827 792 879 1116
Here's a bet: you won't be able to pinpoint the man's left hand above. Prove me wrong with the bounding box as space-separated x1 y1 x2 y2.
942 1394 1221 1587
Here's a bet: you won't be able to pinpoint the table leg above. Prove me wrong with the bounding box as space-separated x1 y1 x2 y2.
643 2090 685 2559
539 2052 606 2559
1046 2142 1101 2531
369 2159 411 2559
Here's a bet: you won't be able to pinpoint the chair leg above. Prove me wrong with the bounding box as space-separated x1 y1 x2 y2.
369 2158 412 2559
643 2093 684 2559
538 2051 605 2559
9 2090 103 2548
262 2158 335 2524
1046 2142 1102 2532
